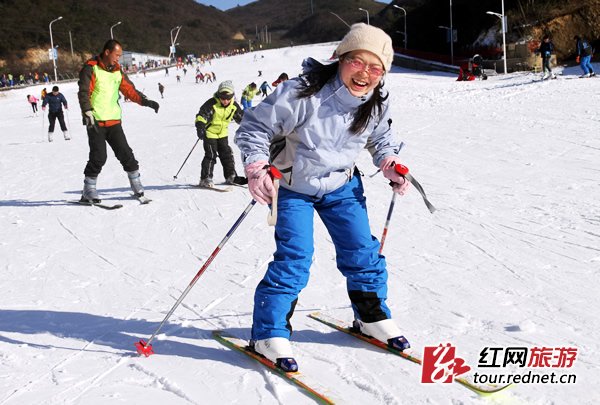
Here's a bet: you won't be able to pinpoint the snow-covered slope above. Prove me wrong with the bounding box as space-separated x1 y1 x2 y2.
1 43 598 404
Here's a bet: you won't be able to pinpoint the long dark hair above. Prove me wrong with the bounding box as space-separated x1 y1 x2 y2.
297 56 388 135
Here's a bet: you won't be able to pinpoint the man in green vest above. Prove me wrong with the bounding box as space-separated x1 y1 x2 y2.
77 39 159 203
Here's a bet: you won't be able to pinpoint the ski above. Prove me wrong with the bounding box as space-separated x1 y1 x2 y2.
67 200 123 210
220 182 248 189
212 330 342 405
308 312 513 396
190 184 233 192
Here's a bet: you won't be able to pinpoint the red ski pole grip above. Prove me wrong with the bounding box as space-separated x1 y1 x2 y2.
395 163 409 176
269 165 282 179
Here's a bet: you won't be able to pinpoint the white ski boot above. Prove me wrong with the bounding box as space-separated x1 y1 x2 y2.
354 318 411 351
251 337 298 372
48 132 54 142
81 176 101 203
63 131 71 140
127 170 144 197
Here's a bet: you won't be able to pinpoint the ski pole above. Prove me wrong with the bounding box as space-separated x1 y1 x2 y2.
41 110 46 142
173 139 199 179
379 163 409 254
379 192 398 254
65 108 71 133
135 199 258 357
378 164 436 253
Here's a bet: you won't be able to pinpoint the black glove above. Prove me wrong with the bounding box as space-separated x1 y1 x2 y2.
83 110 100 133
196 122 207 140
142 97 160 113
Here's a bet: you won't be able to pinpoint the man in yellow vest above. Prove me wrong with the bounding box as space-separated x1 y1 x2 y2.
77 39 159 203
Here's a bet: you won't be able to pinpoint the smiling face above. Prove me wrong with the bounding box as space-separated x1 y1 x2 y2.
339 50 384 98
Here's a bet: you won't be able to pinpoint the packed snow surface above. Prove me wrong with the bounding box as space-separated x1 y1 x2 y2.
1 43 598 404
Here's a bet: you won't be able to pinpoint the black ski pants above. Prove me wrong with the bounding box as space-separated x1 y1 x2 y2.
84 123 139 177
201 136 236 180
48 110 67 132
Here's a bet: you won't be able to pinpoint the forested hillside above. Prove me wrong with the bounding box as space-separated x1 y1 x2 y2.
1 0 598 74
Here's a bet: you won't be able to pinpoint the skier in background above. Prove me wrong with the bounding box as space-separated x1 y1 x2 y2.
27 94 39 116
158 83 165 98
538 35 556 80
42 86 69 142
272 72 289 87
574 35 595 78
77 39 160 203
259 81 272 98
235 23 412 372
194 80 245 187
240 82 259 110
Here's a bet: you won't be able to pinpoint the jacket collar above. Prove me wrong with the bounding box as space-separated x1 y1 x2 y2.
330 69 373 110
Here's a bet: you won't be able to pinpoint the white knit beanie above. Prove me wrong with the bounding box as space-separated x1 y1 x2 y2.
336 23 394 72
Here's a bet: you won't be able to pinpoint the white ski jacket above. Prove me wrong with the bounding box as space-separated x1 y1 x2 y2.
234 58 402 199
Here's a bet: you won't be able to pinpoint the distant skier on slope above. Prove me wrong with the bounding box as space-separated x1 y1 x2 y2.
42 86 69 142
538 35 556 80
234 23 412 372
574 35 595 78
194 80 246 187
77 39 160 203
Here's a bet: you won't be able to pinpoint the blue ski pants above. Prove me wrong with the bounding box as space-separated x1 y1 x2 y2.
580 55 594 75
251 172 392 341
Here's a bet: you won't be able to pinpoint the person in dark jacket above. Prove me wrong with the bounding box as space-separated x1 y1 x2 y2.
272 72 289 87
42 86 69 142
574 35 595 78
194 80 245 187
259 81 272 98
538 35 556 79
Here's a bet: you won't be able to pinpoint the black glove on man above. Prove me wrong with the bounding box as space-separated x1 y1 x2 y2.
196 122 207 140
141 97 160 113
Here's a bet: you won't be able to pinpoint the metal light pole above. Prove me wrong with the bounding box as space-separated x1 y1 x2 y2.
168 26 181 64
110 22 121 39
330 12 351 28
170 26 180 49
358 8 369 25
69 30 75 70
393 5 407 49
487 8 507 74
49 16 62 82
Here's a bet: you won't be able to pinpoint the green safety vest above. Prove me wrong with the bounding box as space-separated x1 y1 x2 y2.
91 65 122 121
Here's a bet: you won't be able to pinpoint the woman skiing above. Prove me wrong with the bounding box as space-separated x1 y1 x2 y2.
235 23 411 372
